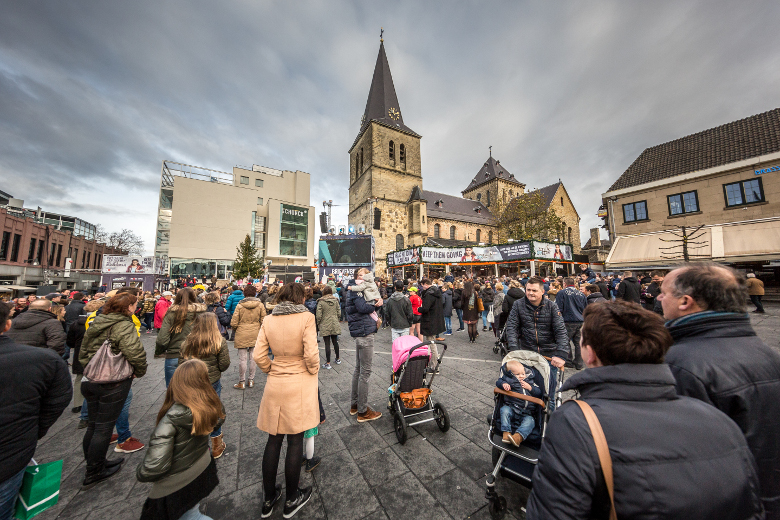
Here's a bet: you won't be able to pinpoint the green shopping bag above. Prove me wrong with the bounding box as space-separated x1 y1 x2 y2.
13 459 63 520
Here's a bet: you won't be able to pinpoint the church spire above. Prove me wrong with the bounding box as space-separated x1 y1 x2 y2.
358 39 419 137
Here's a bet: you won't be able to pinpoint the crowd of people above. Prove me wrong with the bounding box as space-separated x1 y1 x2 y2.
0 261 778 520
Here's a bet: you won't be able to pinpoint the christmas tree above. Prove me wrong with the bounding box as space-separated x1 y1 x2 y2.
233 234 265 279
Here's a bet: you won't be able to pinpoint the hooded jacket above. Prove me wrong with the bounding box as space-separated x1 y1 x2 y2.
480 286 495 305
384 291 413 330
419 285 446 336
230 298 266 349
315 294 341 336
224 290 245 315
156 303 208 358
616 276 641 303
442 288 453 316
154 298 172 329
345 278 379 338
505 297 568 360
80 312 148 378
6 309 67 354
452 288 463 310
527 364 765 520
666 312 780 518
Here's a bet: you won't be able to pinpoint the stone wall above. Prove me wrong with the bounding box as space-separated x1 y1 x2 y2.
427 217 497 244
549 184 582 253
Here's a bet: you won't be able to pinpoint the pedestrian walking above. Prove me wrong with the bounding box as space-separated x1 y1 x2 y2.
315 285 341 369
154 291 173 332
452 281 464 332
229 285 266 389
461 281 483 343
492 283 504 337
442 282 454 335
408 287 422 341
554 277 587 370
480 282 495 331
254 283 319 519
384 280 413 342
419 278 445 362
746 273 765 313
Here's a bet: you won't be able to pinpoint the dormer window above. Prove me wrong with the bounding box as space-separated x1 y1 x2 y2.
476 193 482 201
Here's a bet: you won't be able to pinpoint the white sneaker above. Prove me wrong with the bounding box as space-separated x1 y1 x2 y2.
335 359 342 365
322 363 332 370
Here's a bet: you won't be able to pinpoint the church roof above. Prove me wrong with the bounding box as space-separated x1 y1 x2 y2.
352 42 419 151
423 190 494 225
462 156 525 194
528 181 563 207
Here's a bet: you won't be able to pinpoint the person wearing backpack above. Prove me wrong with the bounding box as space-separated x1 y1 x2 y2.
79 292 148 490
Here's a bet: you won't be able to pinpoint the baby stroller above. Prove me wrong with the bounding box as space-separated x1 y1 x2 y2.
388 336 450 444
493 326 509 358
484 350 564 519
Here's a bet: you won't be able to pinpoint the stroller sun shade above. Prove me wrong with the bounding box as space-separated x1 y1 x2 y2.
392 335 431 372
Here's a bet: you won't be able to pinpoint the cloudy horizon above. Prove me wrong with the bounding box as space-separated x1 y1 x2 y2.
2 1 779 253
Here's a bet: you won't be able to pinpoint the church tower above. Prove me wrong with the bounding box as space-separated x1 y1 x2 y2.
348 39 425 274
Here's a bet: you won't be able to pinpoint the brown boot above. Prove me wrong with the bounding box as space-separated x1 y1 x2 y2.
233 382 245 390
357 407 382 423
510 433 523 447
247 380 254 388
349 405 358 416
502 432 511 444
211 434 226 459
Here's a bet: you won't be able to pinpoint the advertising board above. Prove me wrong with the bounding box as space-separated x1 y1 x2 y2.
533 242 573 261
102 255 167 275
387 248 419 267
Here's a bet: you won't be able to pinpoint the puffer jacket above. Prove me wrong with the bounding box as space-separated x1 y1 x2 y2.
156 303 208 358
154 298 172 329
80 313 148 378
345 278 379 338
452 288 463 310
230 298 266 349
7 309 67 354
224 290 244 315
419 285 445 337
666 311 780 518
492 291 505 323
505 297 568 360
179 337 230 384
136 403 225 484
526 364 764 520
315 295 341 336
496 364 541 415
207 303 231 329
480 286 495 305
140 297 156 314
304 298 318 314
617 276 641 303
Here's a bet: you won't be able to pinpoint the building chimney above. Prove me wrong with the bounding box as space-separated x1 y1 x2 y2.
590 228 601 248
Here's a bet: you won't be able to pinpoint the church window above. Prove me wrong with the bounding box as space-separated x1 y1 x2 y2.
389 141 395 161
476 229 481 243
476 193 482 202
487 191 491 206
434 224 440 238
509 190 513 197
561 197 564 206
568 227 572 244
360 148 364 174
488 230 493 244
449 226 456 240
400 144 405 164
396 234 404 250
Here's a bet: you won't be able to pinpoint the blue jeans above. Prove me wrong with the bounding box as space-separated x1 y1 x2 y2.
455 309 464 330
444 316 452 334
80 398 89 421
115 388 133 443
0 467 25 520
210 380 222 438
499 405 535 439
179 503 213 520
165 358 179 387
482 309 489 328
142 312 154 330
62 345 70 361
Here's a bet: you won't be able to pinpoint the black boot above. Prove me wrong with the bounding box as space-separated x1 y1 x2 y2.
82 463 122 490
104 457 124 469
283 487 312 518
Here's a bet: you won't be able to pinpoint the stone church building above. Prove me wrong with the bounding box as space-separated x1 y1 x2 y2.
348 41 581 274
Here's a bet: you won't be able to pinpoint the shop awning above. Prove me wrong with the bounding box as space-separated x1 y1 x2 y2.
606 217 780 270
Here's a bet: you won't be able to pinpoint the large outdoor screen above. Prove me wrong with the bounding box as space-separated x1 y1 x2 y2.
318 236 374 266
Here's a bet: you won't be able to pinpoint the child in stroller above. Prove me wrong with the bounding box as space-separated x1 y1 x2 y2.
496 360 542 447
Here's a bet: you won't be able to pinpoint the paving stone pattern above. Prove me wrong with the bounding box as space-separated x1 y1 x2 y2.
31 305 780 520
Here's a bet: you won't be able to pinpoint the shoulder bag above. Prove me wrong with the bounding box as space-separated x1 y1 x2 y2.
83 325 134 383
487 305 494 324
476 297 484 312
574 400 617 520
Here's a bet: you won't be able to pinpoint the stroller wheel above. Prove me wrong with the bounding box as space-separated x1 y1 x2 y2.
434 403 450 432
394 413 408 444
492 344 499 354
488 495 507 520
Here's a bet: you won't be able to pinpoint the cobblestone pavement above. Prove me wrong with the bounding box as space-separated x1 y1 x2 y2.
32 304 779 520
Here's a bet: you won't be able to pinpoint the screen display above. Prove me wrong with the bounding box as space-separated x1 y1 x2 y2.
318 236 374 266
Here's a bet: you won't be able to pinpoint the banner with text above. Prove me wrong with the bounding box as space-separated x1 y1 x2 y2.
387 248 420 267
533 242 573 261
102 255 167 274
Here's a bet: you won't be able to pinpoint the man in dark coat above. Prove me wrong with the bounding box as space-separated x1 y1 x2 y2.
6 299 66 355
384 280 412 342
554 277 588 370
661 264 780 519
63 292 86 332
0 302 71 517
583 284 606 306
526 301 764 520
419 279 445 366
616 270 641 303
345 268 383 423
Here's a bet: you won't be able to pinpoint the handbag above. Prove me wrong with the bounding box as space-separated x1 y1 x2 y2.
487 305 494 324
574 401 617 520
83 325 134 383
477 297 484 312
13 459 62 520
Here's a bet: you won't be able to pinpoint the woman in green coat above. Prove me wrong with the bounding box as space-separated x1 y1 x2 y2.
156 287 207 387
315 285 341 369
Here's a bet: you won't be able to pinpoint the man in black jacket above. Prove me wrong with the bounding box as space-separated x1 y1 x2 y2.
384 281 413 342
64 292 86 332
0 302 71 518
661 263 780 519
527 301 764 520
6 299 66 355
419 279 445 362
616 270 641 303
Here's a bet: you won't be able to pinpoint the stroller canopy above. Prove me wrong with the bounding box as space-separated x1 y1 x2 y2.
392 335 431 372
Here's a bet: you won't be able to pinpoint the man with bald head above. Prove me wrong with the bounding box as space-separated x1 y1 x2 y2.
6 298 67 354
661 262 780 519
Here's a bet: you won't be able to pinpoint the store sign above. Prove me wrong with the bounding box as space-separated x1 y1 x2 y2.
387 248 419 267
755 165 780 175
283 207 306 217
533 241 573 261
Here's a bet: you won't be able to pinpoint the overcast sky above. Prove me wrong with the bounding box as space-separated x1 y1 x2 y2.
2 1 779 252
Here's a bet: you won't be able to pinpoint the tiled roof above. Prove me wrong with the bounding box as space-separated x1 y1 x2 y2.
608 107 780 192
422 190 494 225
512 181 561 208
462 156 525 194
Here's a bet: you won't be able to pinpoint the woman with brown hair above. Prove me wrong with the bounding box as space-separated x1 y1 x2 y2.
230 284 266 390
137 359 225 520
156 288 207 387
254 283 319 519
461 281 483 343
79 292 148 490
180 313 230 459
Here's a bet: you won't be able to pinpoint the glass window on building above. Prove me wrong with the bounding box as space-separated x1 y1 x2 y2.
257 197 263 205
240 176 249 185
668 191 699 216
0 232 9 260
724 179 764 207
279 204 308 257
623 201 648 222
255 179 263 187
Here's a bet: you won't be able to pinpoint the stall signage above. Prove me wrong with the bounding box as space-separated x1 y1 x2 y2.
387 248 419 267
533 242 573 261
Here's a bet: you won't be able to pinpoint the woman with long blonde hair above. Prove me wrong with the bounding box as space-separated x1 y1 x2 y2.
180 313 230 458
137 359 225 520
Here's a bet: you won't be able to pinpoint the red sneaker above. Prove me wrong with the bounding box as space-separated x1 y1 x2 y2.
114 437 145 453
110 434 119 444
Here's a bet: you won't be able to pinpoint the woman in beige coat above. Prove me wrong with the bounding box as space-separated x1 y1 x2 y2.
230 285 266 389
254 282 319 518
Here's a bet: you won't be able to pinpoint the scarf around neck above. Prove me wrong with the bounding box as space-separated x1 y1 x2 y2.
271 301 309 315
